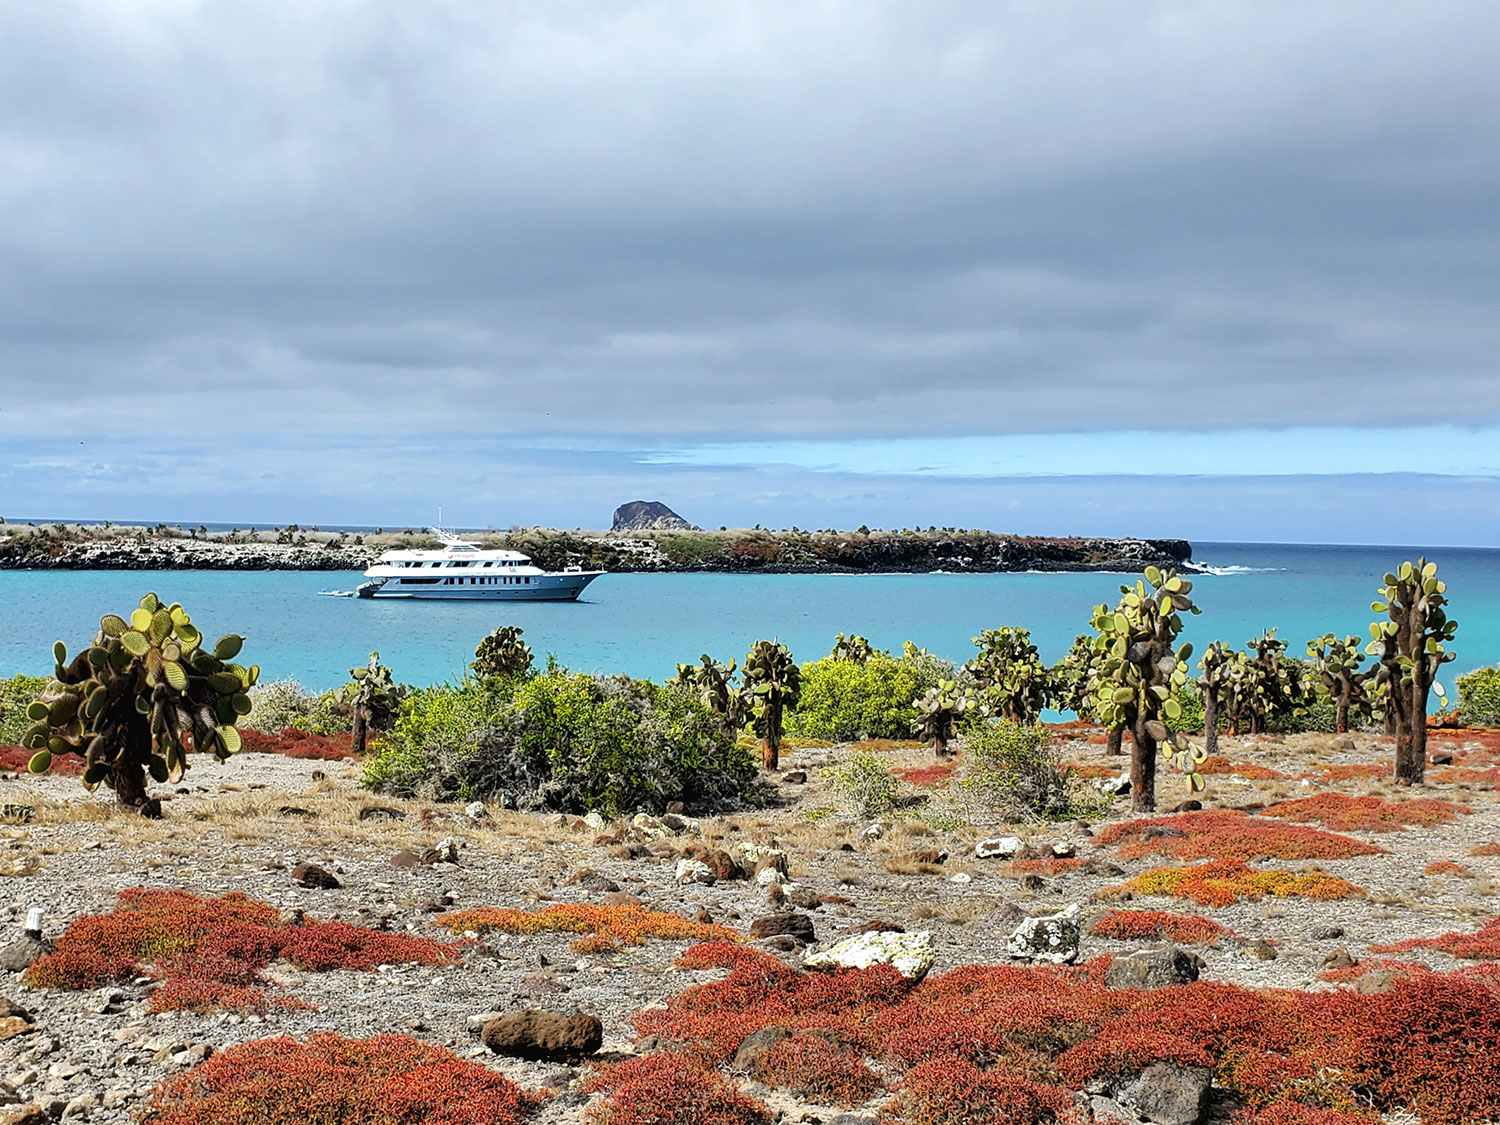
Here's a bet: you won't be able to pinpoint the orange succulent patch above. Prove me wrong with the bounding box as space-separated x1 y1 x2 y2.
1422 860 1472 878
144 1033 542 1125
438 903 737 953
1107 859 1364 907
757 1035 881 1106
1307 764 1387 783
1472 840 1500 857
25 889 459 1012
1371 916 1500 961
895 763 956 788
1196 756 1289 780
1088 909 1232 944
1263 793 1469 833
1093 811 1381 862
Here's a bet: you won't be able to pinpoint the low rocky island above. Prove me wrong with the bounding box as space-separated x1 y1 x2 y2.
0 521 1191 574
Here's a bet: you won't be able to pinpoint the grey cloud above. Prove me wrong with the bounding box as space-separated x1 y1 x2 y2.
2 1 1498 482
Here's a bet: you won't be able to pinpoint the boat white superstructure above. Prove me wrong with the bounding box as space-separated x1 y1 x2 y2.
357 532 603 601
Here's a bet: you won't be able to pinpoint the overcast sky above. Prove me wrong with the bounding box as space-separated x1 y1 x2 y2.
2 1 1498 543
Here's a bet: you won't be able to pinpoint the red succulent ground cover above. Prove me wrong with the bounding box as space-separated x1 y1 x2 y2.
585 1052 770 1125
439 903 738 954
26 889 459 1012
1262 794 1469 833
144 1033 542 1125
1307 764 1387 783
1196 756 1289 781
1088 909 1233 944
1472 839 1500 856
756 1035 881 1106
1092 811 1382 862
1108 859 1363 907
0 744 82 775
1371 915 1500 961
1007 858 1085 876
894 764 956 788
239 727 356 760
629 942 1500 1125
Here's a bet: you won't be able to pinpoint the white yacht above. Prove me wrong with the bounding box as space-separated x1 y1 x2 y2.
357 532 603 601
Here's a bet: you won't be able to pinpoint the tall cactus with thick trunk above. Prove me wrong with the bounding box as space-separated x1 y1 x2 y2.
21 593 253 816
1307 633 1374 734
965 627 1051 724
343 653 398 758
1368 559 1457 785
741 640 800 770
1197 640 1233 757
1090 567 1204 813
914 679 971 758
1235 630 1304 734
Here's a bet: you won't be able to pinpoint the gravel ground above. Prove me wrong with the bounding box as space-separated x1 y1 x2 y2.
0 730 1495 1123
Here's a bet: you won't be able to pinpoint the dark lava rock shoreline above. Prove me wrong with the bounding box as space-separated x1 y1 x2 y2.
0 529 1191 574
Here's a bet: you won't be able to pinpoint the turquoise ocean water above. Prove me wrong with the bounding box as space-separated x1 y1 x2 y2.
1 543 1498 692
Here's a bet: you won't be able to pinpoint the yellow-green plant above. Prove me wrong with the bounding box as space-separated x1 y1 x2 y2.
21 594 252 815
1368 558 1457 784
1090 567 1204 812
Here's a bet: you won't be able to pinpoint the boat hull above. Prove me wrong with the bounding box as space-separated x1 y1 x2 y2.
358 571 602 601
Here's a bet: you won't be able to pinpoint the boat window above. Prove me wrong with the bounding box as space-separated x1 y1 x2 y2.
402 577 440 585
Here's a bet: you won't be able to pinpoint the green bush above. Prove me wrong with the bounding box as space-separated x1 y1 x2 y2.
0 676 49 746
363 673 756 815
245 678 317 733
788 651 951 742
1166 682 1205 734
1458 665 1500 727
290 690 355 736
360 679 513 797
957 720 1077 823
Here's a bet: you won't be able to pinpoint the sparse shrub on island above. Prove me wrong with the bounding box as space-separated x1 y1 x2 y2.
244 677 318 734
19 594 254 815
825 752 902 819
955 720 1078 824
144 1033 542 1125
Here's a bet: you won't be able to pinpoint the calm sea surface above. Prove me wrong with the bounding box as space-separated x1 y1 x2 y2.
2 543 1498 691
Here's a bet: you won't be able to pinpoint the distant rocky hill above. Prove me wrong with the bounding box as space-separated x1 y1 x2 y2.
611 500 697 532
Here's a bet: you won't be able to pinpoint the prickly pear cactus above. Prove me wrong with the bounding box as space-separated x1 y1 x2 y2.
1307 633 1374 734
21 593 253 813
1368 558 1458 784
1233 629 1305 734
1052 629 1103 719
741 639 800 770
913 678 971 757
472 626 533 680
1197 640 1234 754
965 627 1051 724
831 633 876 664
674 654 745 737
1090 566 1203 812
343 652 399 756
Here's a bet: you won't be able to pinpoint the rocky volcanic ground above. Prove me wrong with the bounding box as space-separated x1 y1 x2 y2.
0 729 1494 1124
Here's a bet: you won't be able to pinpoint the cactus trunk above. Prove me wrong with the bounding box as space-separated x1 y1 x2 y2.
1202 689 1219 757
1130 723 1157 813
1394 671 1428 786
1106 729 1123 756
761 696 781 770
1335 685 1350 734
352 707 369 758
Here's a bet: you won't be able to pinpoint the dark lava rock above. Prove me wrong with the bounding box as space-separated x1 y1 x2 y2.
749 912 816 944
359 806 405 822
291 862 341 889
781 770 808 784
732 1026 790 1073
1103 1062 1213 1125
481 1010 603 1062
1240 939 1278 961
1106 946 1203 990
278 806 316 819
0 935 52 973
1312 925 1346 940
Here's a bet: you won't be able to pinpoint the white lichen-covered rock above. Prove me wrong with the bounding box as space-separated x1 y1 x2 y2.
803 930 936 982
861 822 886 841
755 866 788 886
1005 902 1082 964
734 842 788 874
464 801 489 821
583 811 608 832
974 836 1023 859
632 813 674 839
674 858 715 885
